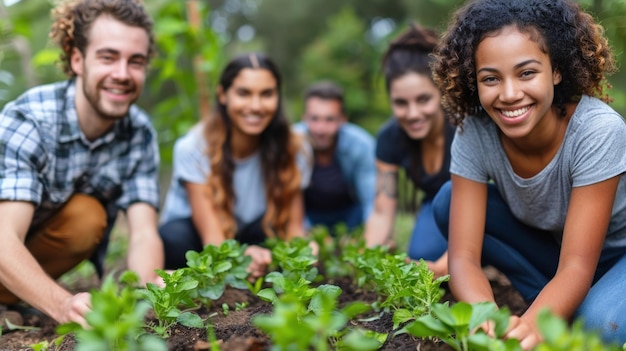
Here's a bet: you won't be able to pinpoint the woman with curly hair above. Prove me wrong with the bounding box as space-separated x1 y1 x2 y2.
363 24 455 278
431 0 625 347
159 53 311 278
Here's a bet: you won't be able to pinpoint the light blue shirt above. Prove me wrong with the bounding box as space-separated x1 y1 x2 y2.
160 124 312 228
293 121 376 220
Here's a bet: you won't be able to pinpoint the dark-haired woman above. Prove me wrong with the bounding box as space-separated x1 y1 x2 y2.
432 0 625 347
159 53 312 279
363 24 454 278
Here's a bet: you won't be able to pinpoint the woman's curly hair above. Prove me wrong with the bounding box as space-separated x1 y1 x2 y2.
432 0 617 126
204 53 303 241
49 0 156 77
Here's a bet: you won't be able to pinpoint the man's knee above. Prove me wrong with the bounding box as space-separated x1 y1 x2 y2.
37 194 107 254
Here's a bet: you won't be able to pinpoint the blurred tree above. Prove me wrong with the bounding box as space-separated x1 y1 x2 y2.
0 0 55 105
146 1 223 163
296 7 379 129
1 0 624 165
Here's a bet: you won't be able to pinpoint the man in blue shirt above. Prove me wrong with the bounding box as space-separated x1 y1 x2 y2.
0 0 163 328
294 81 376 235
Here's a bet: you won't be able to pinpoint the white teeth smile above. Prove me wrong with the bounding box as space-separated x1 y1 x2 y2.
107 89 127 94
501 106 529 117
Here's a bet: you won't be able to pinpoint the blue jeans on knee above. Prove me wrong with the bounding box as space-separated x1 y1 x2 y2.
407 199 448 261
433 180 626 343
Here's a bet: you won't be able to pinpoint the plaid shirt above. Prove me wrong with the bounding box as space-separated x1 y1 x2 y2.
0 79 160 227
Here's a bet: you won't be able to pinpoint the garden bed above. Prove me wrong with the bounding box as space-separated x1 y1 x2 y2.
0 265 527 351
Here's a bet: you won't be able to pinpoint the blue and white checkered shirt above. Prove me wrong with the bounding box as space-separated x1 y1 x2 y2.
0 79 160 227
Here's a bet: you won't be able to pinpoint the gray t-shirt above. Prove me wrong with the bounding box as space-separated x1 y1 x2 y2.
160 124 312 228
451 95 626 249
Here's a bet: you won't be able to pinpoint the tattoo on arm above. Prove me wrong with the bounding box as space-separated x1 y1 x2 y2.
376 170 398 199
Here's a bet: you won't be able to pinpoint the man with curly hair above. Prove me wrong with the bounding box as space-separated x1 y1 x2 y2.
0 0 163 327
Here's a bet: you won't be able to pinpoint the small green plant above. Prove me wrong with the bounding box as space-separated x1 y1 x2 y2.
184 239 252 302
310 225 365 279
253 284 384 351
258 237 321 305
267 237 318 282
400 301 521 351
257 270 318 305
142 269 203 337
57 271 167 351
534 309 624 351
245 276 265 295
346 247 448 327
29 335 65 351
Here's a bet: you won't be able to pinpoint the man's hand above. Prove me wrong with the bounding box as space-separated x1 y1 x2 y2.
244 245 272 280
59 292 92 328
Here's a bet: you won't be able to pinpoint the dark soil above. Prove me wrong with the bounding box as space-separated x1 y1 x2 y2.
0 266 527 351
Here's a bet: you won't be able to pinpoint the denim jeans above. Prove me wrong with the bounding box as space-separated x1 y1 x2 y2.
432 181 626 344
408 198 448 261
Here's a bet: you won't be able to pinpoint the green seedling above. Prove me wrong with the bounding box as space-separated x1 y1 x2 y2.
400 301 521 351
57 271 167 351
206 323 222 351
254 284 383 351
267 237 318 282
245 276 265 295
220 301 247 317
184 239 252 302
142 269 203 337
310 225 366 279
341 245 391 289
29 335 66 351
257 271 318 305
535 309 624 351
346 247 448 327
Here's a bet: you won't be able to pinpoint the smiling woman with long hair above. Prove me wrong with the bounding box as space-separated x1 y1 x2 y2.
159 53 312 278
363 24 455 278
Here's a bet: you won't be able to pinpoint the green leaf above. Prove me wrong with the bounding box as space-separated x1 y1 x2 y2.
154 18 188 35
448 302 473 327
5 319 40 331
257 288 278 303
392 308 414 329
341 301 371 320
536 308 567 342
56 322 82 335
337 329 384 351
402 316 452 339
31 48 61 68
468 302 499 331
177 311 204 329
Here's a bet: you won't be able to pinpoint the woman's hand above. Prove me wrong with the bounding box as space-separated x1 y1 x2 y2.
425 251 449 279
505 315 542 351
244 245 272 279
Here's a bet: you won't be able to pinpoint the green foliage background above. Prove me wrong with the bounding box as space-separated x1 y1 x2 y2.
1 0 625 163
